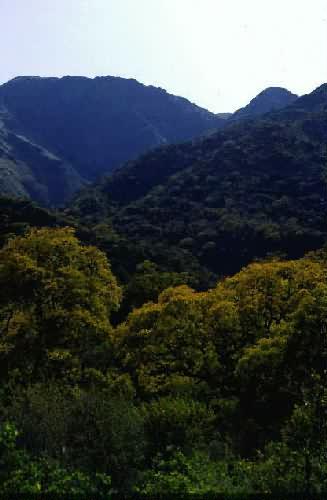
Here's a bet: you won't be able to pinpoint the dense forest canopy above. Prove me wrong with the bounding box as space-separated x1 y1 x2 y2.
0 223 326 495
71 83 327 289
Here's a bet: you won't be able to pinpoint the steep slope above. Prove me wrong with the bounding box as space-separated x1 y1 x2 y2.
289 83 327 113
232 87 298 121
0 121 84 206
0 77 300 206
0 196 64 245
0 76 226 181
71 83 327 282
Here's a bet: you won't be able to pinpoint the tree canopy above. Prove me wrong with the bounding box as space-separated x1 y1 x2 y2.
0 227 121 382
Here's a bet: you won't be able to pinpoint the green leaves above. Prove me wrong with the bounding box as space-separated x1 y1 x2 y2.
0 227 122 381
0 422 112 496
2 224 327 494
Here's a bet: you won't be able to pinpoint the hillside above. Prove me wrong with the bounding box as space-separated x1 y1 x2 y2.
2 83 327 496
0 77 301 206
0 75 226 181
232 87 298 121
71 83 327 283
0 120 84 206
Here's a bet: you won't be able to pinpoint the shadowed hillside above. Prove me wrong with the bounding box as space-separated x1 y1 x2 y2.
71 83 327 282
0 75 226 180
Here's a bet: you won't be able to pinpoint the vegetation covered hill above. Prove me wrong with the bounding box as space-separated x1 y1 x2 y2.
0 80 326 495
0 75 226 182
71 83 327 284
232 87 298 121
0 76 300 206
0 122 84 205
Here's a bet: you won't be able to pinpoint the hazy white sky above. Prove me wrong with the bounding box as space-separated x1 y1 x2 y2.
1 0 327 112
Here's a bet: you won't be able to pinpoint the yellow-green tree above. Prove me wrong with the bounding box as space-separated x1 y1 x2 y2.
115 253 327 455
115 285 219 397
0 227 121 381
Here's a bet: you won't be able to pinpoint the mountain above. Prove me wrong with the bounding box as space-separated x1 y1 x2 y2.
0 196 65 245
216 112 233 120
232 87 298 121
0 76 226 182
0 120 84 206
270 83 327 120
71 83 327 284
0 77 300 206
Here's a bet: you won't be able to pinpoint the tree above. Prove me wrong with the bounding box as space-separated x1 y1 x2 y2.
0 422 112 496
118 260 192 319
116 285 219 397
0 227 121 381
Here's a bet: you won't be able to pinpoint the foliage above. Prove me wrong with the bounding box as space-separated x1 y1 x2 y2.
71 86 327 285
142 396 216 457
0 226 121 381
0 125 84 205
0 225 327 494
1 382 145 490
136 450 261 495
117 259 194 319
0 422 112 495
116 255 327 458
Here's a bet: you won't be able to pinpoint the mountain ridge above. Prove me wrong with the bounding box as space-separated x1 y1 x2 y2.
0 75 304 206
0 75 225 178
70 81 327 282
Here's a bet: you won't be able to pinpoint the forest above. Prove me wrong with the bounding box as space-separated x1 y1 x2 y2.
71 83 327 291
0 197 327 496
2 0 327 494
0 78 326 497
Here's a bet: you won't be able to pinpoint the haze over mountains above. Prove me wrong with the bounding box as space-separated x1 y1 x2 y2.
0 75 298 205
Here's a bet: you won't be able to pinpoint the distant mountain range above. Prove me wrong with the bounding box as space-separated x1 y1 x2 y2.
0 75 298 204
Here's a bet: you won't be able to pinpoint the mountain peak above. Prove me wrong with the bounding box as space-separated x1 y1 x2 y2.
257 86 296 96
0 74 226 199
232 86 298 120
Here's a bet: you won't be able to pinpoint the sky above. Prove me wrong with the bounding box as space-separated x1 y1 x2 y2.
1 0 327 112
